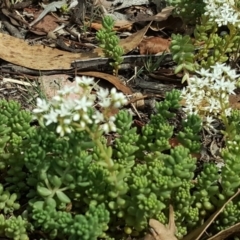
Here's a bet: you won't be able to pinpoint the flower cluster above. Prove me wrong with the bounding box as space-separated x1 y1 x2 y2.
33 76 127 136
203 0 240 27
181 62 239 129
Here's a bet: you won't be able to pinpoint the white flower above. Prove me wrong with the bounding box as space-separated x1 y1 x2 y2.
52 95 62 102
203 97 220 113
110 88 128 107
92 111 104 124
44 108 59 125
210 63 227 79
74 96 94 111
196 68 211 78
213 77 227 91
55 103 72 117
204 0 240 27
224 107 232 116
33 98 50 113
99 98 111 108
205 115 214 124
226 13 239 25
75 76 95 86
97 88 109 100
182 62 237 128
226 69 240 79
57 86 75 95
223 80 236 95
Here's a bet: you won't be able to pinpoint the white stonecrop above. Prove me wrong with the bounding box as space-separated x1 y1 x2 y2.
181 63 239 129
203 0 240 27
33 76 128 136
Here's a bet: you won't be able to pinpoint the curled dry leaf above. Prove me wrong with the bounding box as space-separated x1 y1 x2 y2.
77 71 132 95
144 205 178 240
139 37 171 55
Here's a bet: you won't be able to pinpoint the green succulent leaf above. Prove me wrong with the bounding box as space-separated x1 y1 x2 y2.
37 186 52 198
56 190 71 204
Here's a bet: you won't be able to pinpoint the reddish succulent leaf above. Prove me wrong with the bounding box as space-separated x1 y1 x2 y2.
169 137 180 148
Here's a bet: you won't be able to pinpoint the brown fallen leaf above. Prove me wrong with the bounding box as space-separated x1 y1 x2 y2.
150 15 184 32
139 37 171 54
77 71 132 95
133 6 175 22
117 21 151 54
90 20 132 31
0 23 150 70
91 6 174 31
28 11 59 35
1 8 21 27
182 189 240 240
145 205 178 240
113 20 133 31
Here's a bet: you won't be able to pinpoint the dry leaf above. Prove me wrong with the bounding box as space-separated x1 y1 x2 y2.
150 15 183 32
77 71 132 95
118 22 151 53
0 23 150 70
182 189 240 240
29 11 59 35
1 8 21 27
133 6 175 22
90 20 132 31
139 37 171 54
145 205 177 240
